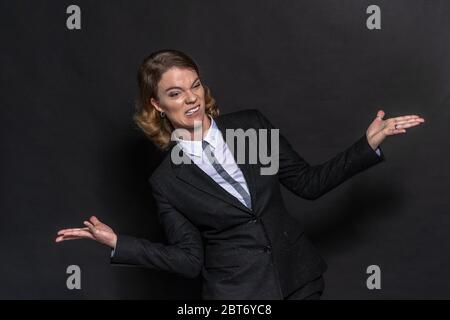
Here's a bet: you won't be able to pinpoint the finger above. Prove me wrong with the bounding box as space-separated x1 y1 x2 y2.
62 229 93 237
395 121 424 129
392 115 422 122
90 216 101 226
61 229 95 239
55 235 85 242
57 227 89 235
395 118 425 126
385 117 423 128
84 221 98 235
388 129 406 135
386 127 406 135
393 118 424 126
376 110 385 120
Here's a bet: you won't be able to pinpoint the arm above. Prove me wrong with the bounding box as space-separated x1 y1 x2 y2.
111 178 204 279
255 110 386 200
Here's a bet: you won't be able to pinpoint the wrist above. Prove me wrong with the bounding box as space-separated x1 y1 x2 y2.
110 233 117 249
366 134 379 151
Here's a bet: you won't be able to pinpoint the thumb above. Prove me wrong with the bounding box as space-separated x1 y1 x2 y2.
376 109 385 120
90 215 101 225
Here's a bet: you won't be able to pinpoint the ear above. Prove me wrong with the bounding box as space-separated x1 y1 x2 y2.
150 97 163 113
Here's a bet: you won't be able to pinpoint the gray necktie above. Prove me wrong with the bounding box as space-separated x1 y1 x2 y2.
202 140 252 209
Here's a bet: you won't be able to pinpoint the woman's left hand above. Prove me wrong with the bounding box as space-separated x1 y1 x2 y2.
366 110 425 150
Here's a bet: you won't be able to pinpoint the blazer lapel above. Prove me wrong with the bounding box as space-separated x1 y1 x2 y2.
169 115 258 215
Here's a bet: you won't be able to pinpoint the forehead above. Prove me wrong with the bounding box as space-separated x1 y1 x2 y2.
159 67 198 88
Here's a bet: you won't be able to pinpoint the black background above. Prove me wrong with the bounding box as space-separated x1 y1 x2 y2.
1 0 449 299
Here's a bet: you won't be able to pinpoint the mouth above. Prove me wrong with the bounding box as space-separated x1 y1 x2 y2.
185 105 200 117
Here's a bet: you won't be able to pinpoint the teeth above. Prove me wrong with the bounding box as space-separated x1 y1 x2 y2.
186 105 199 115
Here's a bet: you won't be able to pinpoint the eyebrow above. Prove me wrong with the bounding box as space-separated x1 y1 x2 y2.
165 78 200 92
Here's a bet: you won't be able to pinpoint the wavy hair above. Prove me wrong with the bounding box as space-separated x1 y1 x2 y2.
133 49 220 150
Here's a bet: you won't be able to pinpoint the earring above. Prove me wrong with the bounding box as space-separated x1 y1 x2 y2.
160 111 165 118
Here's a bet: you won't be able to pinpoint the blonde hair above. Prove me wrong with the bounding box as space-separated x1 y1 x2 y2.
133 49 220 150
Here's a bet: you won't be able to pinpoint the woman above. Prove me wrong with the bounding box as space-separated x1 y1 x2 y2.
56 49 425 299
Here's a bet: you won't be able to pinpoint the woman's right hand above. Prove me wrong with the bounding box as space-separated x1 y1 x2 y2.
55 216 117 249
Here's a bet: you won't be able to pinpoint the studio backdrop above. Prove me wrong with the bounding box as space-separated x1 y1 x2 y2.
1 0 449 299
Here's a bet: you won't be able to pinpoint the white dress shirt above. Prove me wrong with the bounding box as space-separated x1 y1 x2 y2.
176 116 251 208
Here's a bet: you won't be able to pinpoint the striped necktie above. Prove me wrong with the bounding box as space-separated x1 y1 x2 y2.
202 140 252 209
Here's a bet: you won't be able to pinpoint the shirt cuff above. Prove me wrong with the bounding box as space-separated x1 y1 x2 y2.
375 147 381 157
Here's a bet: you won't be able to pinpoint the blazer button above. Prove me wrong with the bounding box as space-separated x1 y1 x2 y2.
264 245 272 253
248 218 258 224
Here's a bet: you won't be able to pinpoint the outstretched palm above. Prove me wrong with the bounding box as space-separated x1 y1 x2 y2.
55 216 117 248
365 110 425 150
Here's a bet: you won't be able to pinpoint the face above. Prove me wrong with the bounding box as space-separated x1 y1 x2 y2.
150 67 209 136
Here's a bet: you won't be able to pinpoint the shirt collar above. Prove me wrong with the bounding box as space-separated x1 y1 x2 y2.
175 115 219 158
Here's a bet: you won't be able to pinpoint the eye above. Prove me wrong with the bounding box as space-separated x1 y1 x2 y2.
169 92 179 97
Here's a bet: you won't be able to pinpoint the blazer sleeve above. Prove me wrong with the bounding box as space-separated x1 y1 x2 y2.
110 178 204 278
255 110 386 200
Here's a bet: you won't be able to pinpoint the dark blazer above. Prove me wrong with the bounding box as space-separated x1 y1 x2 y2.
111 109 385 299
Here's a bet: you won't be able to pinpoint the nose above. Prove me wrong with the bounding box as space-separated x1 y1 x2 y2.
185 89 197 104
